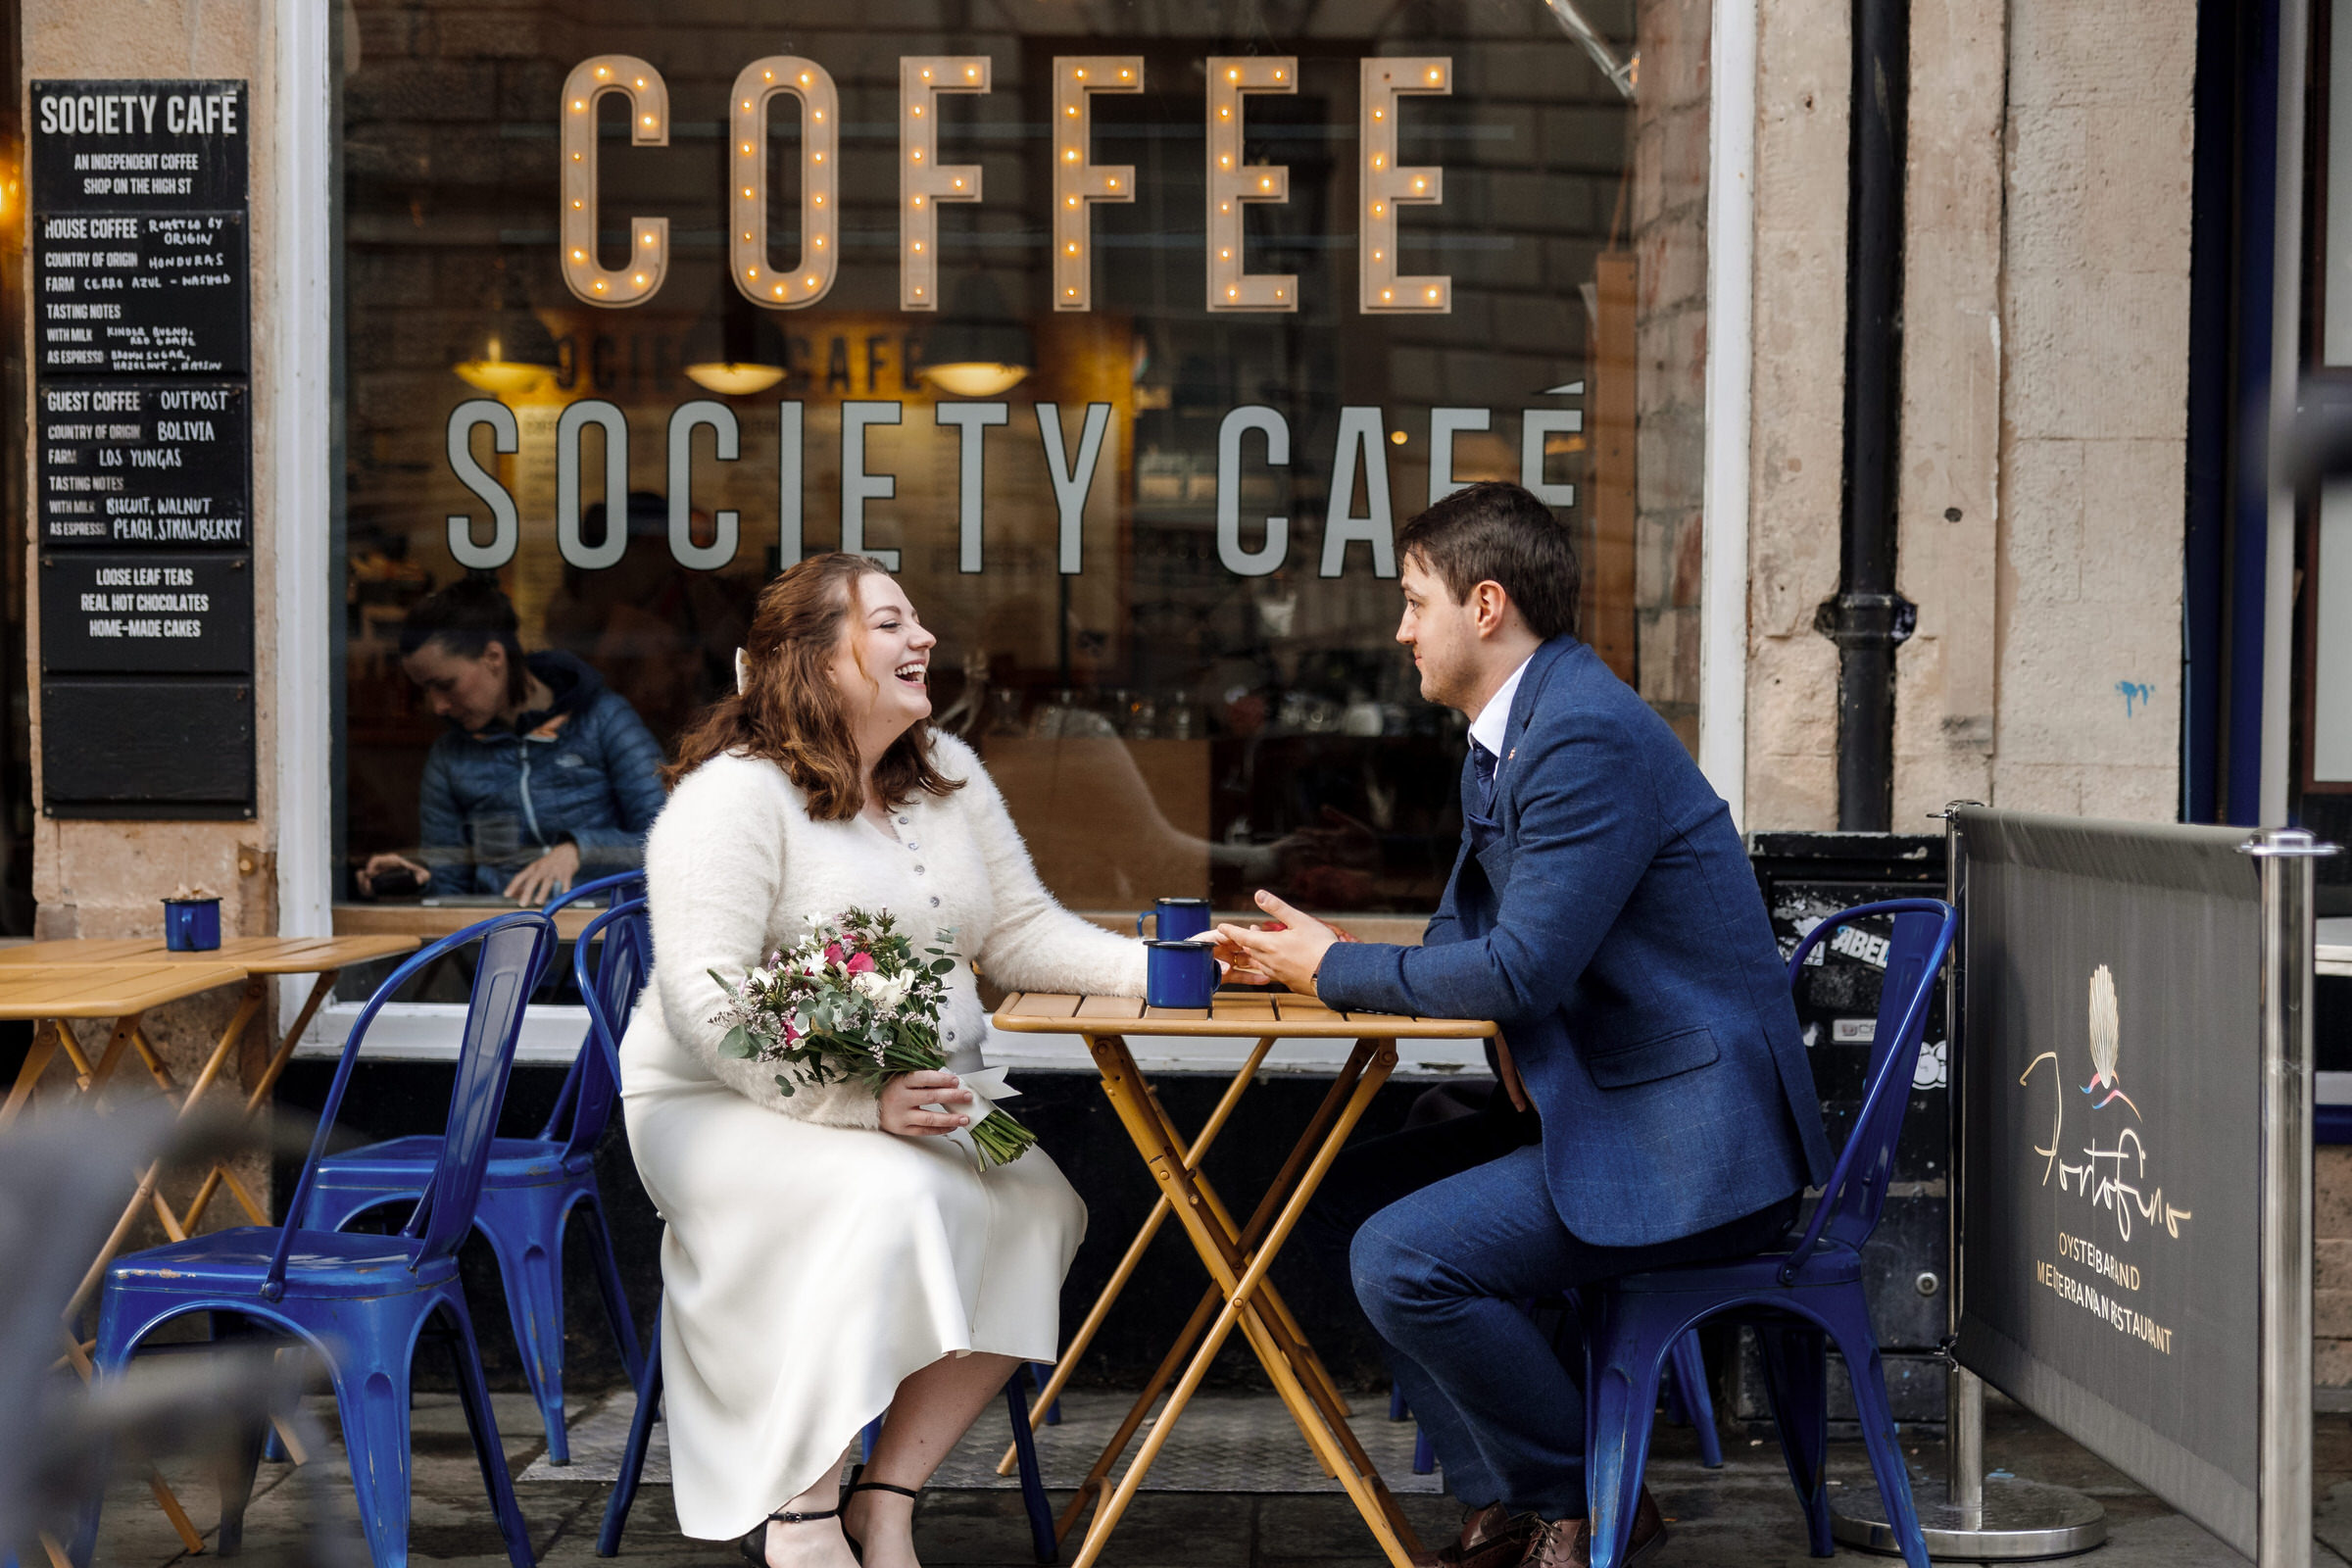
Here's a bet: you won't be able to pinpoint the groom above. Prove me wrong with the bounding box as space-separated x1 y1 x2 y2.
1220 482 1830 1568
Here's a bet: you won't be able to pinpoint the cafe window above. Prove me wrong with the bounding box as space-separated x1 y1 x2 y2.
334 0 1710 920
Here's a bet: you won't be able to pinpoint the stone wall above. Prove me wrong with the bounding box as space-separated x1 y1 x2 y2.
1745 0 2193 828
1984 1 2193 821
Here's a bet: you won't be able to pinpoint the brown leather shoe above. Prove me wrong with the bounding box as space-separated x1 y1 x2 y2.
1518 1486 1666 1567
1409 1501 1538 1568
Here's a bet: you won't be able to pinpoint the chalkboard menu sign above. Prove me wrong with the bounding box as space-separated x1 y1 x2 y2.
32 80 252 819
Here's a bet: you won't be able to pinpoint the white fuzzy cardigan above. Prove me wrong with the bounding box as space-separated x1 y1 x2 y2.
621 733 1150 1129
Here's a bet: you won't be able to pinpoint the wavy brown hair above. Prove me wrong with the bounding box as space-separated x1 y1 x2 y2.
662 553 965 820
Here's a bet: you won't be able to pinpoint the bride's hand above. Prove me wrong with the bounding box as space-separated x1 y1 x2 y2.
881 1070 974 1137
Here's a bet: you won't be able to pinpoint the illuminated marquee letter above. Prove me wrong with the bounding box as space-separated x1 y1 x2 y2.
1205 57 1296 312
900 57 990 311
667 401 741 570
1359 58 1450 314
447 401 520 569
1217 406 1291 576
1053 57 1142 311
730 58 839 308
561 56 670 307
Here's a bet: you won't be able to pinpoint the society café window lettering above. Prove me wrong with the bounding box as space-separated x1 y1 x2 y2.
339 2 1676 912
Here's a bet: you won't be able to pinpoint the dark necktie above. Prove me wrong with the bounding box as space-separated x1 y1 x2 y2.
1469 739 1498 819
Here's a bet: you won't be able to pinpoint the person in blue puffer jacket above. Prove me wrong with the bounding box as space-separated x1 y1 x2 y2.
360 576 666 906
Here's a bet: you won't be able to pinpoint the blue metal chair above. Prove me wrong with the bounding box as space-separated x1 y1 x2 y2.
85 910 558 1568
580 906 1058 1564
1576 898 1958 1568
295 874 651 1463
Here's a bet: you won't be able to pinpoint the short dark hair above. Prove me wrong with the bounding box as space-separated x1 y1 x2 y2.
399 574 530 704
1396 481 1580 639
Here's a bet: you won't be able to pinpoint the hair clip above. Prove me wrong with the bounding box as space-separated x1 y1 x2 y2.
734 647 752 696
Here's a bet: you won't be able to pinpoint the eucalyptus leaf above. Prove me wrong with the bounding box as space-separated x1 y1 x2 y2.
719 1025 755 1059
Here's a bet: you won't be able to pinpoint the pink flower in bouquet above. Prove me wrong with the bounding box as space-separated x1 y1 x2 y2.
824 942 845 964
846 950 876 975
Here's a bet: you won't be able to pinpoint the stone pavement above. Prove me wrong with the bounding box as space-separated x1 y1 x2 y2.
81 1386 2352 1567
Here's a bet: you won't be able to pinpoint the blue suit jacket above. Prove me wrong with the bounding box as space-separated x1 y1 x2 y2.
1316 636 1832 1248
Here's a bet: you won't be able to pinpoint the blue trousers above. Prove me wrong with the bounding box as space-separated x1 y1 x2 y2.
1349 1145 1796 1520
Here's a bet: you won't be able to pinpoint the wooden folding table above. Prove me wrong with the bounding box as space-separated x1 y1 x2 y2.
991 992 1495 1568
0 936 417 1554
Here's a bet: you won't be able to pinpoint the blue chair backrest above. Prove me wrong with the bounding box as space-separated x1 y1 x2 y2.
1776 898 1958 1280
533 871 647 1140
561 898 650 1160
574 898 649 1106
268 910 557 1298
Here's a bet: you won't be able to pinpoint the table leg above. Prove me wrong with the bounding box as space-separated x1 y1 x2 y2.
1119 1048 1396 1494
0 1020 63 1125
180 967 342 1235
1133 1083 1353 1421
997 1034 1276 1478
1070 1036 1420 1568
1060 1034 1392 1522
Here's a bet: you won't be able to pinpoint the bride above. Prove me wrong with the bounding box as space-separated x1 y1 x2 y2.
619 553 1148 1568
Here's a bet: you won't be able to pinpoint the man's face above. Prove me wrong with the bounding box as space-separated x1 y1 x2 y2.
1396 553 1482 711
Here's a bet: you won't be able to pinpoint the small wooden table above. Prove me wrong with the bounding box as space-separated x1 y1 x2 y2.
0 936 421 1270
0 936 420 1553
992 992 1495 1568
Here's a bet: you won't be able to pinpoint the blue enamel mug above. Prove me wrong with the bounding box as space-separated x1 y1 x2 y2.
163 897 220 952
1137 897 1213 942
1145 939 1219 1008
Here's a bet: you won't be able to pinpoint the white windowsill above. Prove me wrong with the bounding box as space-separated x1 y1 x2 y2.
293 1000 1493 1079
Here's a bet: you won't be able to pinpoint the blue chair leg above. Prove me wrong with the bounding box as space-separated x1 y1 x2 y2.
1030 1361 1061 1426
598 1312 663 1557
475 1187 574 1464
438 1294 536 1568
580 1192 646 1387
1580 1297 1669 1568
1002 1374 1057 1562
1756 1323 1832 1556
861 1418 882 1462
1826 1310 1930 1568
1387 1384 1408 1422
324 1323 422 1568
1669 1333 1724 1469
1412 1424 1437 1477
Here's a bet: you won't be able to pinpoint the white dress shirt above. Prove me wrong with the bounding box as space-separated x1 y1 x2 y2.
1467 651 1537 790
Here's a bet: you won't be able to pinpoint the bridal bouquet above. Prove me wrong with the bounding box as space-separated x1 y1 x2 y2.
710 907 1037 1167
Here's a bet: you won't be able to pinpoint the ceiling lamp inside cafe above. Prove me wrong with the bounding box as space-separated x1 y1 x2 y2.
683 279 789 396
452 265 562 396
917 271 1033 399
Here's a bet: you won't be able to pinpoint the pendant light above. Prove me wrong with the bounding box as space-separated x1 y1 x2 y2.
916 271 1033 398
452 258 561 395
682 277 789 395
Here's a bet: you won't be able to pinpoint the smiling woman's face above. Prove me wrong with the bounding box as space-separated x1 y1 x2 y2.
828 570 937 748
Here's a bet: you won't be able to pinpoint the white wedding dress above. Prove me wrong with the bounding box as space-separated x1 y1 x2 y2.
618 737 1148 1539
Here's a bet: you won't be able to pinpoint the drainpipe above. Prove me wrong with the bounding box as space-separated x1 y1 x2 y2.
1817 0 1916 831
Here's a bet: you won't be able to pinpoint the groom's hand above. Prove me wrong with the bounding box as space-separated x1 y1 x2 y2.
1214 891 1341 998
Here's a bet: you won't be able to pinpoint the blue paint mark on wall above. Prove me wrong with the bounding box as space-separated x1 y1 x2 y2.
2116 680 2155 716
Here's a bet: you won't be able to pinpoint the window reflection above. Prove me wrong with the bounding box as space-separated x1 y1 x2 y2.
337 0 1693 917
